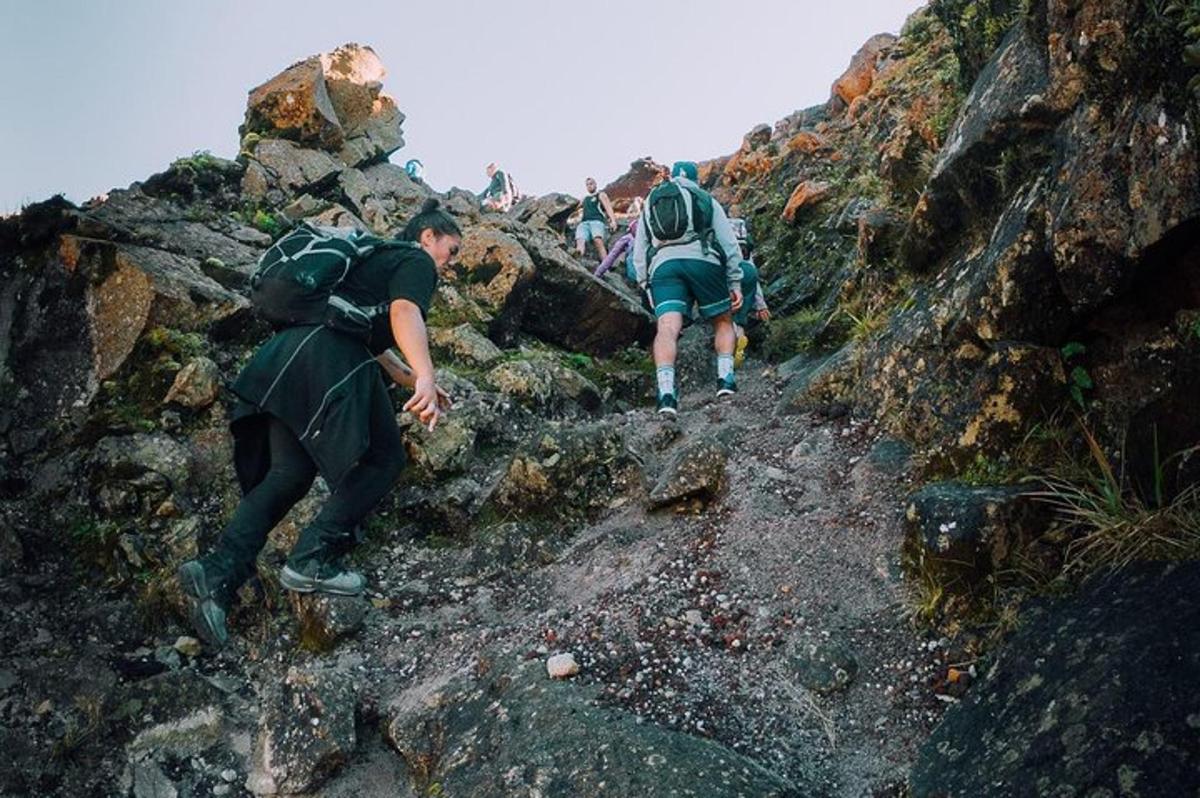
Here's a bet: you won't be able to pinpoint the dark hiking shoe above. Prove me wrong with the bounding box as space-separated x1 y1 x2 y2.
657 393 679 416
177 560 228 650
279 564 366 596
716 377 738 398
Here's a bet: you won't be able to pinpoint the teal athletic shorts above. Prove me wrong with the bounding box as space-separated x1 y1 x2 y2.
733 261 759 326
575 220 607 241
650 258 732 319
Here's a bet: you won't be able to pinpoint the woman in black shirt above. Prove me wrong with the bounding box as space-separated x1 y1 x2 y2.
178 199 461 649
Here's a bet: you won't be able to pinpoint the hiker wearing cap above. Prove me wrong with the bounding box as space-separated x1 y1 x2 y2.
405 158 425 182
574 177 617 260
177 199 461 650
480 163 516 212
632 161 745 415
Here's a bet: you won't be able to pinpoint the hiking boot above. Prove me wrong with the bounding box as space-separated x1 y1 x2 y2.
716 377 738 398
177 560 229 650
656 393 679 416
279 563 366 596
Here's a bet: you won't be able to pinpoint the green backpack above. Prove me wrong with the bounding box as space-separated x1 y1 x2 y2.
643 180 721 263
250 223 417 340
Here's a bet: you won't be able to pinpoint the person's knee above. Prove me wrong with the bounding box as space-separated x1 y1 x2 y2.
265 463 314 505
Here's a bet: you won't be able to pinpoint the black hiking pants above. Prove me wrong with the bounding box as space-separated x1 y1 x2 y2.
202 412 404 604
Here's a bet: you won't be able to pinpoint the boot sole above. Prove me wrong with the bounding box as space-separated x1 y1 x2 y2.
177 562 228 649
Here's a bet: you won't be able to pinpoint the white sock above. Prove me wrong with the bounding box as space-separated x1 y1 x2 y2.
656 366 676 398
717 354 734 382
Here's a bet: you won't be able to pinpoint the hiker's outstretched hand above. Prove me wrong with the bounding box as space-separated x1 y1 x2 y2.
404 375 441 431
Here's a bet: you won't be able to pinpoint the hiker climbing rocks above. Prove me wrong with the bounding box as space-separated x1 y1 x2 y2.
593 198 644 283
177 199 461 649
480 162 517 212
574 177 617 260
729 217 770 366
632 161 745 415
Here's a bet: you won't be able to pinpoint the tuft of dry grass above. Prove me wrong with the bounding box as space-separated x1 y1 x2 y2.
1032 422 1200 579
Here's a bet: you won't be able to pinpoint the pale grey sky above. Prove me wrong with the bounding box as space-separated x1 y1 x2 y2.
0 0 921 212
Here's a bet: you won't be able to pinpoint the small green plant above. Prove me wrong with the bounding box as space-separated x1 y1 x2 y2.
1060 341 1093 409
564 352 593 371
252 208 283 238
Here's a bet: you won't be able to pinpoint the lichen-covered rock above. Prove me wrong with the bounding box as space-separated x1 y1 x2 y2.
319 44 405 167
648 438 729 509
484 358 600 416
830 33 897 109
382 660 801 796
246 667 356 796
910 562 1200 797
510 191 579 232
399 413 477 478
792 639 859 694
452 227 537 319
492 421 630 516
242 55 343 149
904 482 1049 589
163 356 220 408
290 593 369 651
244 139 342 198
781 180 831 223
901 20 1054 271
429 323 503 369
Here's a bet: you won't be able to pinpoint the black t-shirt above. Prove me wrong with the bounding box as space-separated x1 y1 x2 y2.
335 244 438 355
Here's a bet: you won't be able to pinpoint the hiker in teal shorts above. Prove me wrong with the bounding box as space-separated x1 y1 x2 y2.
631 161 745 415
574 177 617 260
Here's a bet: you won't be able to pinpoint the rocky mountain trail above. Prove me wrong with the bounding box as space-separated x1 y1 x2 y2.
0 343 957 797
3 2 1200 794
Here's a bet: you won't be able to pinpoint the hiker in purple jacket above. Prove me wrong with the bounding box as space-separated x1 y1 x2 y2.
593 216 640 280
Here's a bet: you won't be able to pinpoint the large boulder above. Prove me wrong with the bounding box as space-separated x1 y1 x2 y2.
502 227 655 356
910 562 1200 797
451 227 537 322
241 43 404 169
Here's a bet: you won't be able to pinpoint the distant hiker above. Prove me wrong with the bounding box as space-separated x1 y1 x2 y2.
574 177 617 260
405 158 425 182
177 199 461 649
632 161 744 415
480 162 517 212
729 217 770 366
593 215 640 282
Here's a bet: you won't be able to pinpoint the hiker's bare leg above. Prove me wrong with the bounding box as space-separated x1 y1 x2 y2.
576 238 585 256
654 311 684 367
711 312 735 357
594 236 608 261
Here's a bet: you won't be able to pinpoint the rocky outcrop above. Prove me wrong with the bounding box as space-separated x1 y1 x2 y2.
383 661 801 796
600 157 668 212
241 43 403 169
911 562 1200 796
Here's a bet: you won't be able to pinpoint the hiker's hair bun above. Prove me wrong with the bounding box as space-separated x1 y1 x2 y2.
419 198 441 214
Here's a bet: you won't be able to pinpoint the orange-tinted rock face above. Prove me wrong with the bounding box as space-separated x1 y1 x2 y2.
243 57 343 148
830 33 897 109
601 158 668 212
781 181 832 223
786 131 827 155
